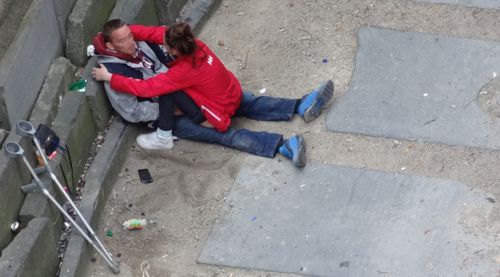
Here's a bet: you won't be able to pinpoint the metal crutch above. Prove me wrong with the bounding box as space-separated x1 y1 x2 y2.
4 141 120 273
15 121 120 273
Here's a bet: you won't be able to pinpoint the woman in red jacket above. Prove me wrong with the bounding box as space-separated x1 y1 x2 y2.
93 22 333 167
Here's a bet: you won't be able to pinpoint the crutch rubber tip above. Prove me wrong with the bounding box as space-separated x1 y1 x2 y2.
111 265 120 274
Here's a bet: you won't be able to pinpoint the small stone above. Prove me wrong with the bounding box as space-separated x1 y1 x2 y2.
340 261 350 268
90 257 97 262
218 40 225 46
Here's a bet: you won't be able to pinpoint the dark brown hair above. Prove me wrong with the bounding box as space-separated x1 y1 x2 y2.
164 22 196 55
102 19 126 43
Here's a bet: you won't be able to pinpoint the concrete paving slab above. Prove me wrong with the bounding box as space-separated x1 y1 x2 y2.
326 27 500 150
198 163 498 277
414 0 500 9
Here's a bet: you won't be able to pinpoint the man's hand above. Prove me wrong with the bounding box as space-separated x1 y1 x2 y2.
92 64 112 82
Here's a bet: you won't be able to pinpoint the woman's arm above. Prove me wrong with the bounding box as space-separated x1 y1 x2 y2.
92 64 186 98
129 25 167 45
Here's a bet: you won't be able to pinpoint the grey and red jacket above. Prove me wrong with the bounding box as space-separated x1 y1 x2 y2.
109 25 243 132
92 33 170 123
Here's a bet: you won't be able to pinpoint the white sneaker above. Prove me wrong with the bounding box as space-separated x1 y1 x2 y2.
136 131 174 150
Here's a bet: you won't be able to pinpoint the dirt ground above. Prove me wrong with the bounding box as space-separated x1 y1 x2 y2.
88 0 500 276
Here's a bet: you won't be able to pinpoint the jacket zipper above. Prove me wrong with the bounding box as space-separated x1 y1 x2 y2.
201 105 222 122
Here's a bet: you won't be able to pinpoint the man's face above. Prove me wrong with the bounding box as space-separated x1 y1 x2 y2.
106 25 136 55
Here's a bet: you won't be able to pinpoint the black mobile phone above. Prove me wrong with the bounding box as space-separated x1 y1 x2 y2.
138 168 153 184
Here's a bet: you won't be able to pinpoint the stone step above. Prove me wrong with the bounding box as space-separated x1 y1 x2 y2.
0 0 33 62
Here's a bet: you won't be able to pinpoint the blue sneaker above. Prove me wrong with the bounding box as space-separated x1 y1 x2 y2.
278 134 306 167
297 80 334 122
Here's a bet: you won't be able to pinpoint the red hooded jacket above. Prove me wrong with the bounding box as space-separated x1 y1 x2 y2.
109 25 242 132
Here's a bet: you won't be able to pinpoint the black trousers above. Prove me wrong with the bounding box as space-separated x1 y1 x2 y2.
158 91 205 131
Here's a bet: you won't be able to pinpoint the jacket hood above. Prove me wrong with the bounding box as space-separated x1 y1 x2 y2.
92 33 141 64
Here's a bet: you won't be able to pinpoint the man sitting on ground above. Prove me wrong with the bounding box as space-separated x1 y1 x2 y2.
92 20 334 167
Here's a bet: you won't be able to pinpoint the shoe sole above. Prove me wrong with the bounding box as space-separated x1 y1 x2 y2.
303 80 334 123
293 135 306 168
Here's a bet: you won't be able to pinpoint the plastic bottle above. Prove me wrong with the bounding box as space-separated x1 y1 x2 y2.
122 219 147 230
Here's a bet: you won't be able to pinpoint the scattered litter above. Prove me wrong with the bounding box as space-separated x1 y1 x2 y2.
106 230 113 237
265 236 271 239
400 167 406 171
300 184 306 188
322 58 328 63
473 249 485 255
86 45 95 57
140 261 151 277
451 105 456 108
218 40 225 46
123 219 147 230
237 12 244 15
250 216 257 222
278 28 285 32
339 261 350 268
259 88 267 94
69 79 87 92
480 91 488 94
495 256 500 264
10 221 19 233
393 140 400 145
493 72 497 78
64 222 71 230
485 197 495 203
423 93 428 97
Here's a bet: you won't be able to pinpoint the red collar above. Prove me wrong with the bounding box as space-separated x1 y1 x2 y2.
92 33 142 64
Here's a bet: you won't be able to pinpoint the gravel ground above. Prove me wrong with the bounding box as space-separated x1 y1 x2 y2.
88 0 500 276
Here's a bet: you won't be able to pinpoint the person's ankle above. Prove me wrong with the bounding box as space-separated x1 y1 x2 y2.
157 129 172 139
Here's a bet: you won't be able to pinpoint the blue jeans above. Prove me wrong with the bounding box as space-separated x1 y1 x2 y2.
173 92 298 158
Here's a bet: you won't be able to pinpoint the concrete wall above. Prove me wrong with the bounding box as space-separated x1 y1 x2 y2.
0 218 59 277
0 0 215 275
66 0 117 67
52 0 78 42
30 57 77 126
155 0 189 25
0 0 63 130
0 135 31 250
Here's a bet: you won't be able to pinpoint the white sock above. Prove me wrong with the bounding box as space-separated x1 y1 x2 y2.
157 129 172 139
